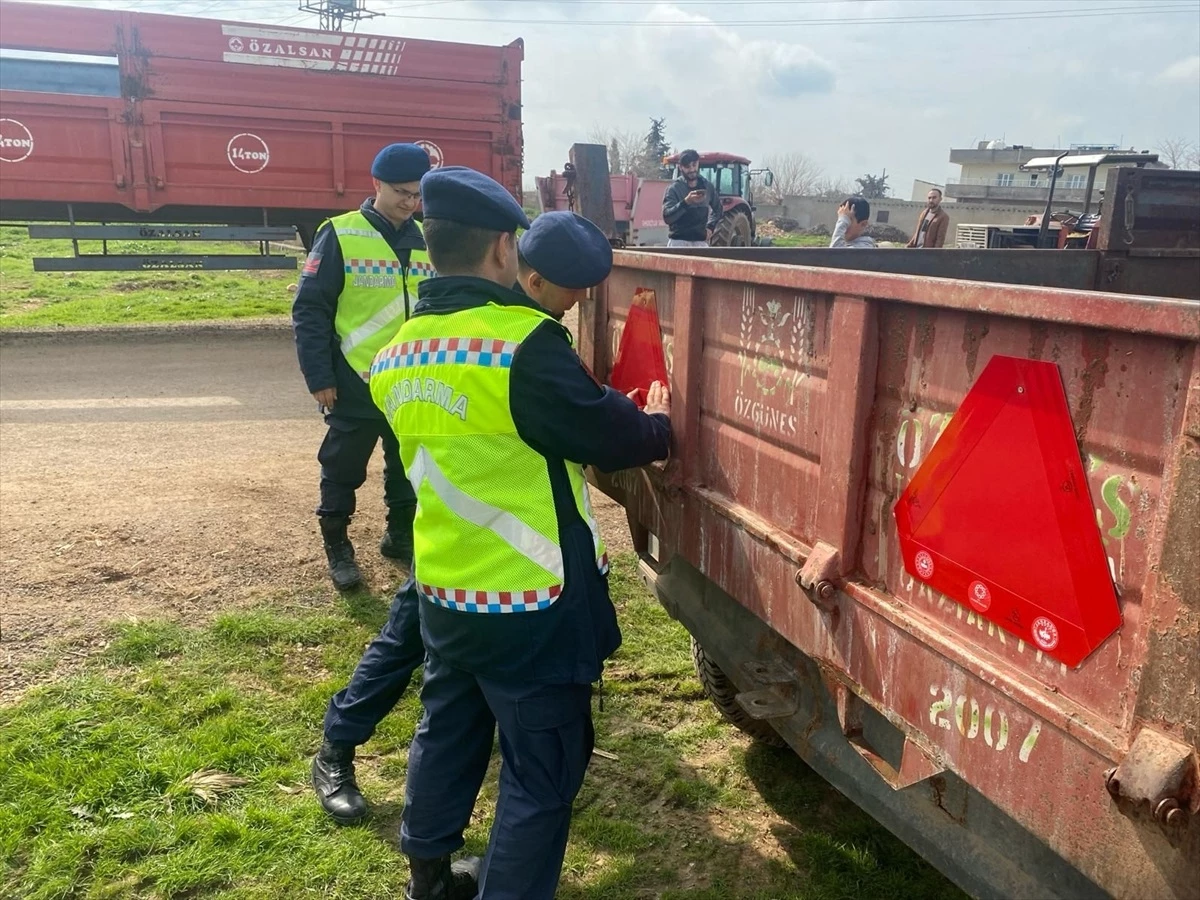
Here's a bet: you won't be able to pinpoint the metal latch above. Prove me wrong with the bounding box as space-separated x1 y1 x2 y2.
1105 727 1196 829
796 541 840 612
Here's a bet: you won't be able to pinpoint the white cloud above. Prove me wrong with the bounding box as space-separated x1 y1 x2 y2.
636 4 836 99
1157 55 1200 84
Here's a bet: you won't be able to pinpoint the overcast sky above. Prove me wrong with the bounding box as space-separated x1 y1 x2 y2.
27 0 1200 194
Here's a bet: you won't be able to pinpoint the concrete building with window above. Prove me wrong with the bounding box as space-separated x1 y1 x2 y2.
945 141 1162 206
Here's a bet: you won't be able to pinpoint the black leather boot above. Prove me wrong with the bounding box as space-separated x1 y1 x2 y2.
319 516 363 591
379 505 415 567
405 855 482 900
311 740 368 825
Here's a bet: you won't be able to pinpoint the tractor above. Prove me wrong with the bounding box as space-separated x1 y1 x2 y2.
664 152 775 246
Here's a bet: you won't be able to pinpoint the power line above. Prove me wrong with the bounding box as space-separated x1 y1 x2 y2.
375 4 1200 27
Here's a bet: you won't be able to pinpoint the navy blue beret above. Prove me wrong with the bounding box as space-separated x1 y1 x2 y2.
518 211 613 289
371 143 431 183
420 166 531 232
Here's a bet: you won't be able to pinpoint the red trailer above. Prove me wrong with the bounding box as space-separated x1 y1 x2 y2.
535 169 670 246
0 1 523 270
581 173 1200 898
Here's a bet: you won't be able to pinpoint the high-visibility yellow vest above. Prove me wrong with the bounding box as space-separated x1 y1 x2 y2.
369 301 608 612
328 210 435 380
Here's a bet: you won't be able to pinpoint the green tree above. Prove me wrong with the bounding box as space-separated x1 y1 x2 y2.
855 172 890 199
609 138 622 175
642 117 673 178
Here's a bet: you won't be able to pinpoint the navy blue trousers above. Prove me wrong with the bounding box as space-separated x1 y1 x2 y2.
317 413 415 520
323 587 425 746
400 652 595 900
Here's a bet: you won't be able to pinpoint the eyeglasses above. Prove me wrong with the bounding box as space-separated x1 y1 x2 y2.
391 186 421 202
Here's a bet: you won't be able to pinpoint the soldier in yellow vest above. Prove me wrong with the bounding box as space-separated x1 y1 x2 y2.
371 171 670 900
292 143 435 592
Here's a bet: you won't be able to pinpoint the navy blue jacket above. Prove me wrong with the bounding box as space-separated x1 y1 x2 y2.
291 198 426 419
407 275 672 684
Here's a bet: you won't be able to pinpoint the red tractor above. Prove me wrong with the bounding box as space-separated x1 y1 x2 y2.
664 152 775 246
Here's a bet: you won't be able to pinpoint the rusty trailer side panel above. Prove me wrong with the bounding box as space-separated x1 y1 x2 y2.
582 253 1200 899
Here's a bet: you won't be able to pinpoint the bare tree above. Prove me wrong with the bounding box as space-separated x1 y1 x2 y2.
1156 137 1200 170
759 152 824 203
810 175 853 199
586 125 645 175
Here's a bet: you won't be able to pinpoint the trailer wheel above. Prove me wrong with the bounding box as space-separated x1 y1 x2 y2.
710 209 753 247
691 637 787 746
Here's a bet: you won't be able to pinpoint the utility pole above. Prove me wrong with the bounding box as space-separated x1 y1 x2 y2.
297 0 381 32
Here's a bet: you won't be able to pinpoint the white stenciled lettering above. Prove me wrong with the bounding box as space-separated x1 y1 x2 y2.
353 275 397 288
733 390 798 435
385 378 469 421
928 683 1041 763
244 40 334 59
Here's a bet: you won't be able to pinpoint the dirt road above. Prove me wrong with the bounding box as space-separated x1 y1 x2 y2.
0 323 630 701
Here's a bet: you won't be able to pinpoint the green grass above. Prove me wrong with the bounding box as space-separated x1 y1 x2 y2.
0 555 964 900
766 233 829 248
0 227 303 328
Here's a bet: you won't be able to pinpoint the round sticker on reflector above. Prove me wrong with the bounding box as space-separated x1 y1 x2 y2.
1032 617 1059 651
914 550 934 580
969 580 992 612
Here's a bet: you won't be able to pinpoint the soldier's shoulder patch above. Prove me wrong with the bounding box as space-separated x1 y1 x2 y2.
302 252 322 277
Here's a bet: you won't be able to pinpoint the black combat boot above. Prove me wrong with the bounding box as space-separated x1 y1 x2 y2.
405 855 482 900
310 740 368 825
379 505 415 567
319 516 363 591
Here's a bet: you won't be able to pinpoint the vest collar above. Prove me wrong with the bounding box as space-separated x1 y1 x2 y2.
359 198 426 251
414 275 551 318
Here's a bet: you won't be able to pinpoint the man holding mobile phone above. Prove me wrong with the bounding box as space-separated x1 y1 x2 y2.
662 149 721 248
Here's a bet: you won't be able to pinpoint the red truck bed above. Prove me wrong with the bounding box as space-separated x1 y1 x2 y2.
0 1 523 237
582 243 1200 898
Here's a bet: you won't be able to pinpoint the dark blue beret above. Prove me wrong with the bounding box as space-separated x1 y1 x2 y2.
420 166 530 232
518 211 613 289
371 144 431 183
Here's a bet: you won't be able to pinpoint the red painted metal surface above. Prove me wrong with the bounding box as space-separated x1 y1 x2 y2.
536 172 641 225
582 251 1200 898
0 2 523 219
535 172 670 245
894 355 1123 667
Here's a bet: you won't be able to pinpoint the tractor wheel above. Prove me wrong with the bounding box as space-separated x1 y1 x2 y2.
710 209 753 247
692 637 787 747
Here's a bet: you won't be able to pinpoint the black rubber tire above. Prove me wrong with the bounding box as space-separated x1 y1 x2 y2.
691 636 787 747
710 209 753 247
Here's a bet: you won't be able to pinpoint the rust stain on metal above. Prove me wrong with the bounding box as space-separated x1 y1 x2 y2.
929 775 967 825
961 314 991 382
1028 321 1050 360
1073 331 1111 444
1136 438 1200 749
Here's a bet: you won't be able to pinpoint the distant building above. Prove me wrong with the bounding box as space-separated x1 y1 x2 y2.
945 140 1163 206
911 179 948 202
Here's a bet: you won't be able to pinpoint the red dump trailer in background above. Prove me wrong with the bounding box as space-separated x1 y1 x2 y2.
0 1 522 269
582 172 1200 898
536 169 670 247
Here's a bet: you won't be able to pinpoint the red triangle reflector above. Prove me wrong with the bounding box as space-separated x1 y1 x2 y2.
610 287 669 408
893 355 1121 667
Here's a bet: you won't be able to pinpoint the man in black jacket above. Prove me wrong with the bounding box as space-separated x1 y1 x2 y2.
662 148 721 247
292 143 433 592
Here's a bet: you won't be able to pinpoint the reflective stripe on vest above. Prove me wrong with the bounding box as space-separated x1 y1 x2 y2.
328 210 435 379
369 302 608 613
